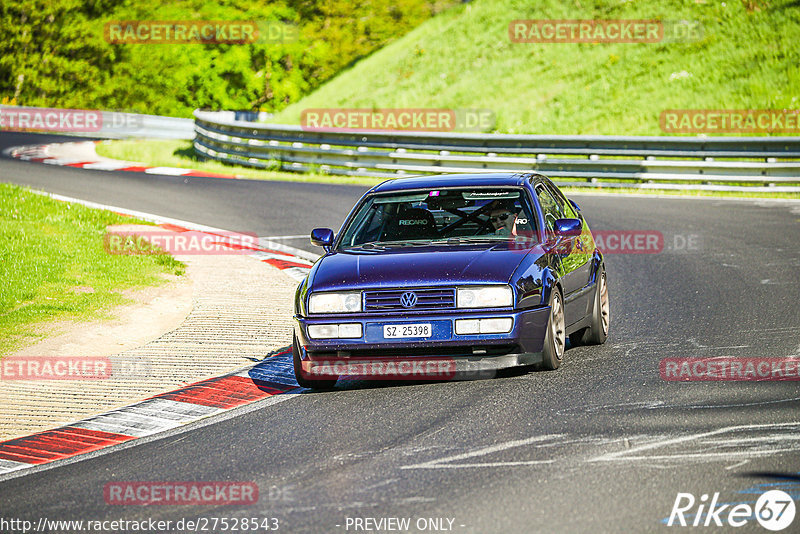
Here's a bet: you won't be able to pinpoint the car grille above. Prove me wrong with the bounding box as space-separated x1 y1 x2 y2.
363 288 456 312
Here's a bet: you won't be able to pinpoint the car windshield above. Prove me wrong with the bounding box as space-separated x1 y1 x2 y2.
336 187 539 250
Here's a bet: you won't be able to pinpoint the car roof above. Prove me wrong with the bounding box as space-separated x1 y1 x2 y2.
369 173 545 194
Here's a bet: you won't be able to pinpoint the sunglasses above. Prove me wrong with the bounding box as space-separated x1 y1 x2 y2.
489 213 511 223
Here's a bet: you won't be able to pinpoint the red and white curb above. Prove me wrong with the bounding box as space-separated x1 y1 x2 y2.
0 192 319 478
6 142 321 274
139 220 316 282
6 141 241 179
40 190 320 278
0 349 299 477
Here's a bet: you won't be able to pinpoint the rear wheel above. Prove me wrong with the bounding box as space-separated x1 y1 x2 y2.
540 288 565 371
570 268 609 346
293 333 337 389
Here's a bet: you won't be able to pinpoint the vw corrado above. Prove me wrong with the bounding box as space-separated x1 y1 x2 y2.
293 173 609 388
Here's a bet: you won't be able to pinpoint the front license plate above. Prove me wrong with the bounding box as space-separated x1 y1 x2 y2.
383 323 432 339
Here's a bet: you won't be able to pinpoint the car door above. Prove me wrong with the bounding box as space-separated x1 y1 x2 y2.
543 179 594 291
534 183 587 326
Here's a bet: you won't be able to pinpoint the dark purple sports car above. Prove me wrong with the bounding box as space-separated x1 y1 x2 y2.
293 172 609 388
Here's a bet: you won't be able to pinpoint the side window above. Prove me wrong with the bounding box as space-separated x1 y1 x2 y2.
535 185 564 231
543 179 578 219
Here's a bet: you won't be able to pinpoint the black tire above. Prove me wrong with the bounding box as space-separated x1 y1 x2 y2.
540 287 566 371
293 333 337 389
570 268 609 346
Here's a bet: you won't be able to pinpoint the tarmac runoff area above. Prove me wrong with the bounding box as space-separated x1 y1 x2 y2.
0 225 304 441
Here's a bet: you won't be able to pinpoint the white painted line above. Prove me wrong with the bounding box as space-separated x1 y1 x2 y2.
31 190 318 266
258 235 310 240
607 449 800 461
0 459 34 475
71 409 185 438
280 267 312 282
250 251 310 263
588 422 800 463
82 161 129 170
42 158 85 165
414 460 556 469
701 435 800 445
401 434 564 470
567 191 800 203
121 398 222 422
725 459 750 470
0 389 305 484
144 166 192 176
259 238 320 263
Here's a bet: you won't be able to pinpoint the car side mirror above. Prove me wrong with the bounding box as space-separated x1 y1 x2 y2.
310 228 334 249
569 199 581 212
554 218 582 237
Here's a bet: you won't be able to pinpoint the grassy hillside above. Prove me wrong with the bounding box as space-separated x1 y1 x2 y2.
274 0 800 134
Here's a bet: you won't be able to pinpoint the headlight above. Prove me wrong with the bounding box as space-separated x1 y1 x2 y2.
309 292 362 313
457 286 513 308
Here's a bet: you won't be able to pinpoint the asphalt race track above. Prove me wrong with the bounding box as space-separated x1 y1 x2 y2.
2 132 800 532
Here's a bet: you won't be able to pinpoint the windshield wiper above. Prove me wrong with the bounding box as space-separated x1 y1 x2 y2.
380 240 434 248
344 240 428 250
432 236 507 243
343 241 386 251
347 237 514 250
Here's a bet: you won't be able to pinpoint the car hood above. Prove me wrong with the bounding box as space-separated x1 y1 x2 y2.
309 244 534 291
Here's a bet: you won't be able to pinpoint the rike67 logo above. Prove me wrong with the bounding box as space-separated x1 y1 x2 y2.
668 490 796 530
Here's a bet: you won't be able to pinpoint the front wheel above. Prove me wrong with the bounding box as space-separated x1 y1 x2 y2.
540 288 565 371
570 269 609 346
293 333 337 389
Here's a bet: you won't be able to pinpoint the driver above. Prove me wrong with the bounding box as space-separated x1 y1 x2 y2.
488 200 516 236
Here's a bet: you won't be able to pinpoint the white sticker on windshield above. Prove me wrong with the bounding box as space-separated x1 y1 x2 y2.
462 191 520 200
373 193 430 204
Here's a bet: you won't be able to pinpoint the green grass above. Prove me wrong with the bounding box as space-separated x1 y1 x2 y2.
273 0 800 135
96 138 800 199
0 183 185 355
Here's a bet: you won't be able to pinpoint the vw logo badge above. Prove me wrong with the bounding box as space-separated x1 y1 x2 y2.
400 292 418 308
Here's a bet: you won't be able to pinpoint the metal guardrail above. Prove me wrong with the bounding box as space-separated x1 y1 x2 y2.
194 110 800 191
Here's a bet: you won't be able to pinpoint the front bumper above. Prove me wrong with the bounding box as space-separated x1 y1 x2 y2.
293 306 550 379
